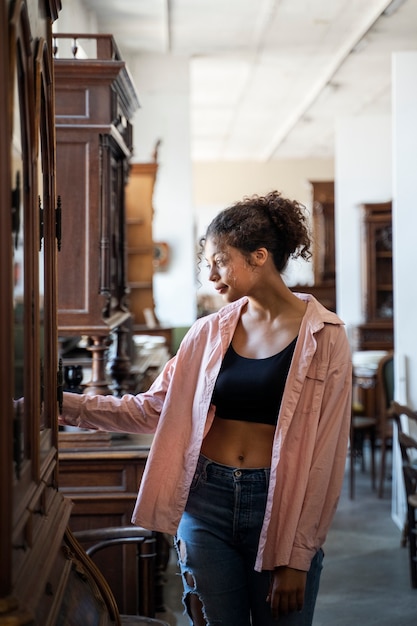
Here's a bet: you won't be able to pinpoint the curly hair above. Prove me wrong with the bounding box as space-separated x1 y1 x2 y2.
201 190 311 272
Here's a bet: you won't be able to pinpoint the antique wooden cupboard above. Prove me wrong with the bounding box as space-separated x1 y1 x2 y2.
357 201 394 350
0 2 158 624
54 34 140 396
0 1 74 623
291 180 336 312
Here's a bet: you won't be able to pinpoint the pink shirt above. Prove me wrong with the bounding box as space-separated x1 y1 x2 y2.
62 294 352 572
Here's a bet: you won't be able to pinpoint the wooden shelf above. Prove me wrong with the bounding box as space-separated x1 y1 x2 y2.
125 162 159 325
127 245 154 254
126 217 145 225
128 281 153 288
359 201 393 350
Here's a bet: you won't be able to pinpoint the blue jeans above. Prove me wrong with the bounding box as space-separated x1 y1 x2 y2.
175 454 323 626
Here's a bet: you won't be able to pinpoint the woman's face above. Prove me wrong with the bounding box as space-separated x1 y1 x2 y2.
204 237 259 303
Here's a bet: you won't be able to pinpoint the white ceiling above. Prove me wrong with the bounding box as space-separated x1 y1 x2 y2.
79 0 417 161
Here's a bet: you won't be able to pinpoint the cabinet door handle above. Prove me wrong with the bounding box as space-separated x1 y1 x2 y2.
39 196 44 251
55 195 62 251
11 170 21 249
57 358 63 414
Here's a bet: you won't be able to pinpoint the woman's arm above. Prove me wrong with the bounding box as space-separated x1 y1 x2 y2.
289 329 352 569
59 355 177 434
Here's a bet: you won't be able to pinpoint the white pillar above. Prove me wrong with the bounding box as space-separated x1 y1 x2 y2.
391 51 417 527
392 52 417 408
335 117 392 334
127 53 197 327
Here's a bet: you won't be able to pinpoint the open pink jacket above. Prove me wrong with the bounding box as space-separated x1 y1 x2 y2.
62 294 352 572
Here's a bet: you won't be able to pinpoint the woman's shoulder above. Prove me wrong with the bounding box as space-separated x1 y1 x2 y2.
178 298 247 349
193 297 247 329
297 293 345 327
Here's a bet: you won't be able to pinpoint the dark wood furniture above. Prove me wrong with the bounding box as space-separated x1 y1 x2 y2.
1 5 165 623
351 352 395 499
350 412 377 500
54 34 140 395
358 201 393 350
376 352 395 498
310 181 336 286
58 435 170 617
125 161 159 326
73 526 157 617
59 437 150 615
390 403 417 588
1 2 75 623
291 181 336 312
350 366 379 499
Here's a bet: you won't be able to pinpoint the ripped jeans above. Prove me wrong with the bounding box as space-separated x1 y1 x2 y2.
175 454 323 626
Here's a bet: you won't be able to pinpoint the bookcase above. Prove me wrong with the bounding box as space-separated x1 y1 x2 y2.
358 201 394 350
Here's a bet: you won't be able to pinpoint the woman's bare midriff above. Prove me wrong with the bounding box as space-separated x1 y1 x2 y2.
201 416 275 468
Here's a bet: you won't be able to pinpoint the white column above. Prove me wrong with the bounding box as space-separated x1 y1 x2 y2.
127 53 197 327
334 116 392 334
392 52 417 408
391 51 417 527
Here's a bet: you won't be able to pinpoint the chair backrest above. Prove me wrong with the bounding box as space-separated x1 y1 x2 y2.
402 462 417 500
390 401 417 464
74 526 157 618
398 431 417 464
377 351 394 414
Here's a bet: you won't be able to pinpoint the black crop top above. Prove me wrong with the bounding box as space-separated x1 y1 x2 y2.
211 337 297 426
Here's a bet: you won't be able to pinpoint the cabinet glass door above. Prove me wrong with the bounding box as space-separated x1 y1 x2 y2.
11 11 32 480
35 38 57 460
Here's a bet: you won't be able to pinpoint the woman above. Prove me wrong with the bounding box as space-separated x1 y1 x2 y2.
60 190 352 625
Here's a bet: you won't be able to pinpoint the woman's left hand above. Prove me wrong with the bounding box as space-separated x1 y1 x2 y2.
266 565 307 620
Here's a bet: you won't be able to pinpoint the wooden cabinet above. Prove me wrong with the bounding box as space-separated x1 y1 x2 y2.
125 162 159 326
1 7 157 623
310 181 336 286
54 34 140 395
1 2 99 623
59 439 150 615
58 436 170 617
292 181 336 312
358 201 394 350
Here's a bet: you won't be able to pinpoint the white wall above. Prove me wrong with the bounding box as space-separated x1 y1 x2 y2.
53 0 97 34
335 116 392 340
126 53 197 327
392 52 417 410
390 52 417 527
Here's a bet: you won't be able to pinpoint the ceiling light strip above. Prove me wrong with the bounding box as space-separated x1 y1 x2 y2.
261 0 395 161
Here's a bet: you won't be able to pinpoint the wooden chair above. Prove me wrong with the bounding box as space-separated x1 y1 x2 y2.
376 352 395 497
349 408 377 499
350 352 394 499
390 402 417 588
402 464 417 589
73 526 169 624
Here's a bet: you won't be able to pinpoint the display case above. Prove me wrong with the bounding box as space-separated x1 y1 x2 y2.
54 34 140 395
358 201 394 350
1 6 155 623
1 1 75 622
291 180 336 312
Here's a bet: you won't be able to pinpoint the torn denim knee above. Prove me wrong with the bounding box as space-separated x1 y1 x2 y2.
174 535 213 625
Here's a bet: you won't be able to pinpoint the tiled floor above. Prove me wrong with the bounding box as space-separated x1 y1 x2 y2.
159 452 416 625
